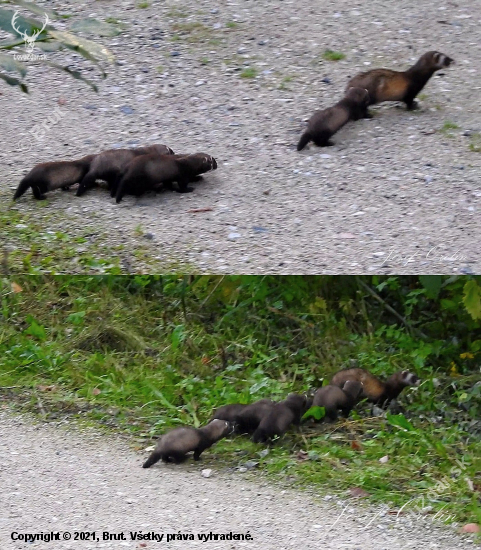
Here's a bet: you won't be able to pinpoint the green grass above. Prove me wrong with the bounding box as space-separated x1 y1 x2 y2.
136 1 150 8
1 276 480 526
240 67 258 79
440 121 459 137
279 76 294 90
469 133 481 153
226 21 238 29
322 50 345 61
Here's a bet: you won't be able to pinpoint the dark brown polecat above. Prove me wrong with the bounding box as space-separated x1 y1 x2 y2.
211 399 275 433
13 155 96 200
115 153 217 203
346 51 453 111
312 380 363 421
142 419 233 467
76 144 174 197
330 368 420 406
297 87 370 151
252 394 311 443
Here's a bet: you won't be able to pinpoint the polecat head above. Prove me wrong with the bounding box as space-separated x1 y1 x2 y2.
422 51 454 69
204 418 234 438
345 86 370 105
400 371 421 387
342 380 363 399
190 153 217 174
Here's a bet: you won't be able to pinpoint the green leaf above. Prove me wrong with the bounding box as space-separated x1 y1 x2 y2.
24 315 46 340
0 70 27 91
48 29 114 67
386 413 416 432
0 52 26 75
66 311 86 325
302 406 325 421
171 324 185 350
419 275 443 299
71 18 123 37
463 280 481 320
43 60 98 91
0 7 45 36
6 1 61 20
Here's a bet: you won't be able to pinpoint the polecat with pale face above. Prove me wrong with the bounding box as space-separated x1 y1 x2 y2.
346 51 453 112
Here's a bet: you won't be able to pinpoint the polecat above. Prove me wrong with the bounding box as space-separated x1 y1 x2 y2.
75 144 174 197
330 368 420 406
211 398 275 433
312 380 363 421
142 419 233 467
115 153 217 203
252 394 311 443
13 155 96 200
297 87 370 151
346 51 453 111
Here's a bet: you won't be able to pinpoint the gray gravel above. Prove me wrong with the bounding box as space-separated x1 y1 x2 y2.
1 410 478 549
1 0 480 274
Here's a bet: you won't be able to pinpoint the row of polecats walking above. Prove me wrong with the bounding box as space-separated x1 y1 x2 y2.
12 145 217 203
142 367 420 468
297 50 453 150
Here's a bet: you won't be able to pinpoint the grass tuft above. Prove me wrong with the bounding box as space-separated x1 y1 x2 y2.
322 49 345 61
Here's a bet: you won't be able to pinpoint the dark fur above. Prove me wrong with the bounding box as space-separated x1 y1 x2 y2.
13 155 96 200
115 153 217 203
346 51 453 111
330 368 420 406
142 419 232 468
297 87 370 150
252 394 311 443
76 144 174 197
312 381 363 421
211 399 275 434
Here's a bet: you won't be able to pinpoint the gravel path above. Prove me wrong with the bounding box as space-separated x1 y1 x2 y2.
1 410 478 549
1 0 480 274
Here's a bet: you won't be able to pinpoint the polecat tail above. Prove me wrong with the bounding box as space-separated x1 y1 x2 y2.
296 131 311 151
142 450 162 468
13 177 32 200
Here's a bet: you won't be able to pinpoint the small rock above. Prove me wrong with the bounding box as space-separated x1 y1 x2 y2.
459 523 480 534
243 461 259 470
379 455 389 464
171 51 180 57
321 77 331 84
143 233 154 240
228 232 241 240
425 175 433 183
201 469 212 478
120 106 134 115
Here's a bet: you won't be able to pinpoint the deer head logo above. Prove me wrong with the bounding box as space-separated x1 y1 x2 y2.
11 11 49 54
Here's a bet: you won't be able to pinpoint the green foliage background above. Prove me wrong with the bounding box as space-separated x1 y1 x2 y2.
1 275 480 523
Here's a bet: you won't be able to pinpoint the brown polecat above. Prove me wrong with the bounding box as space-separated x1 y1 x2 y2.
142 419 233 467
346 51 453 111
312 380 363 421
330 368 420 406
115 153 217 203
297 87 370 151
252 394 311 443
76 144 174 197
13 155 96 200
211 399 275 433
